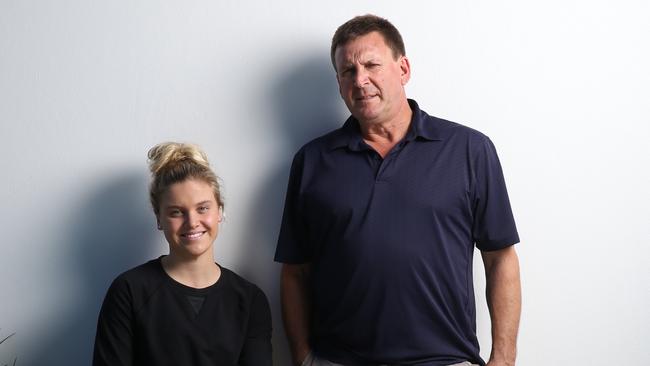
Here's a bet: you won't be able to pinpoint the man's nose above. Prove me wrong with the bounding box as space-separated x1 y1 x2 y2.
353 67 369 87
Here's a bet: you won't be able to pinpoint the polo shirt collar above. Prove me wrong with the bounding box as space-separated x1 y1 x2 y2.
328 99 443 151
404 99 443 142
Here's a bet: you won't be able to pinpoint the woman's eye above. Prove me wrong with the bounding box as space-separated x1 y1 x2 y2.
198 206 209 213
169 210 182 217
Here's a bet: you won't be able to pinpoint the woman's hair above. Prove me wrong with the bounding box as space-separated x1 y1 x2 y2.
147 142 223 216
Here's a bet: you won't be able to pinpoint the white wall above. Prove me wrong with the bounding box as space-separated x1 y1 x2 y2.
1 1 648 365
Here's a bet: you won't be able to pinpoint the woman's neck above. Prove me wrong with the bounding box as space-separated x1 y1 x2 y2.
161 253 221 289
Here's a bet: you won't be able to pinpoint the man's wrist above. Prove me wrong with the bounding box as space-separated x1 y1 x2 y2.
487 361 514 366
487 354 515 366
293 346 311 366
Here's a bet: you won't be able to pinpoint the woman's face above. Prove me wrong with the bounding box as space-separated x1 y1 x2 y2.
157 178 222 260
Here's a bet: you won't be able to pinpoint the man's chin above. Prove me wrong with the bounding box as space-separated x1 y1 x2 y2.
351 102 376 115
353 110 381 124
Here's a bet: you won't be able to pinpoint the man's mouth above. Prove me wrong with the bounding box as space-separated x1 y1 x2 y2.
356 94 377 101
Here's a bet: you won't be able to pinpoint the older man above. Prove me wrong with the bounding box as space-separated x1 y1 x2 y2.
275 14 521 366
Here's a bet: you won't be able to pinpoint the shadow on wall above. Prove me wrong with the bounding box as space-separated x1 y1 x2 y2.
29 172 157 366
27 54 344 366
237 53 344 366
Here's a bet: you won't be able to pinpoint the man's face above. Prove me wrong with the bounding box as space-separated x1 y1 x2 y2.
334 31 410 126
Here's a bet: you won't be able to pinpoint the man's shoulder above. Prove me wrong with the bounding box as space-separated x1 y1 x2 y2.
293 123 350 158
407 99 491 144
420 110 490 144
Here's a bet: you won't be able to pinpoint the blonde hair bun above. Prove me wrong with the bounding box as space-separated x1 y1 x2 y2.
147 142 223 215
147 142 210 176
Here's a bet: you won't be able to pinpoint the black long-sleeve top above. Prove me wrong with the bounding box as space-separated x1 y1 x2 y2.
93 258 272 366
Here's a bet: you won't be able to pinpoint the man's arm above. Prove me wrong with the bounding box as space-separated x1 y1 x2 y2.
281 263 312 366
481 245 521 366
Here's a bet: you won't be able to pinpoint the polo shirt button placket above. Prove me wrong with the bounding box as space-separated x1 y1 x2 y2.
376 155 389 182
370 152 384 181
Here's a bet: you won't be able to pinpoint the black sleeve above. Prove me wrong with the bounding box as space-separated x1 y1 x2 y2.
93 277 134 366
238 286 272 366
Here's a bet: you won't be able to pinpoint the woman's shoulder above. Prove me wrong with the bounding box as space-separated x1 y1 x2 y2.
107 258 166 298
99 258 168 315
218 266 269 304
114 258 163 282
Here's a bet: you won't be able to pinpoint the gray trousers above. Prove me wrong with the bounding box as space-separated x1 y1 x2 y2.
301 351 479 366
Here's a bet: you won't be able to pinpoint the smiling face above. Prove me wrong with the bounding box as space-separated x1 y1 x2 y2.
335 31 411 126
157 178 222 260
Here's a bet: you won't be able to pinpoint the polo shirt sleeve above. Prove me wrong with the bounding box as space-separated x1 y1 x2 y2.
471 136 520 251
274 150 311 263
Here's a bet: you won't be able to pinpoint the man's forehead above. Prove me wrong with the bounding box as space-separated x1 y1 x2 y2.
335 33 389 61
338 32 387 50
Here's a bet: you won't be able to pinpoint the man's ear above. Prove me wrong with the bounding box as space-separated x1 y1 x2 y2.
399 56 411 85
336 72 344 95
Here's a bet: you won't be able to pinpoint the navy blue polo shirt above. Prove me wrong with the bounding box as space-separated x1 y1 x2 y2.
275 100 519 366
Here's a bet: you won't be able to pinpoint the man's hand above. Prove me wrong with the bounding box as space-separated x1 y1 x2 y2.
281 263 312 366
482 245 521 366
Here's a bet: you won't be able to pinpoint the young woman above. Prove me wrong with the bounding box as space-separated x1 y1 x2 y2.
93 142 272 366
